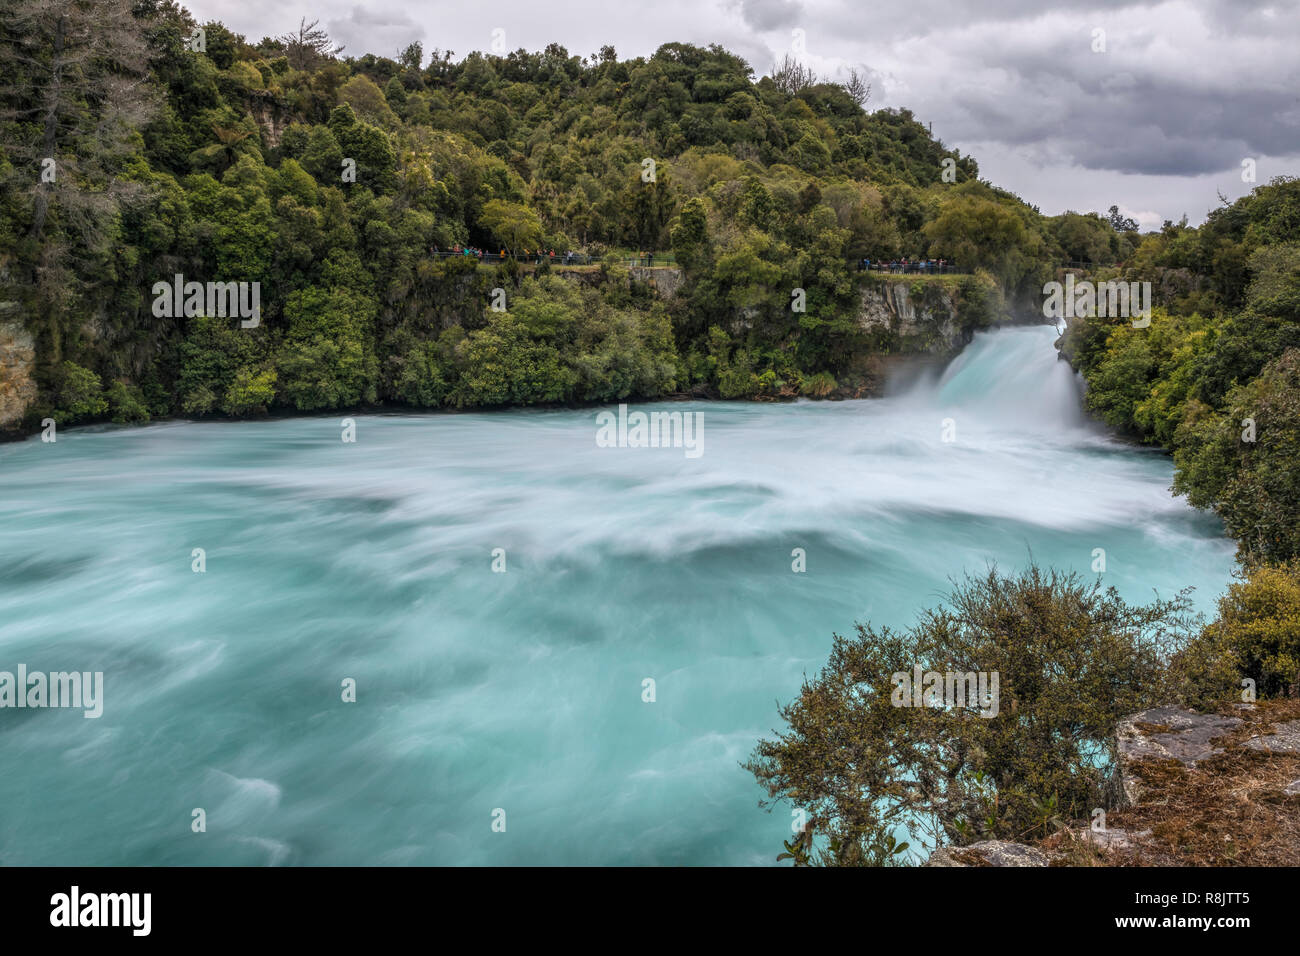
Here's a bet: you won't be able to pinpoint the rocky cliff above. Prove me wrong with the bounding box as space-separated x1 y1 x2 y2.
923 700 1300 866
857 277 970 354
0 316 36 431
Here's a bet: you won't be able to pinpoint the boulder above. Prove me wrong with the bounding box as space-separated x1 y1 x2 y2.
924 840 1051 867
1116 706 1242 805
1243 719 1300 755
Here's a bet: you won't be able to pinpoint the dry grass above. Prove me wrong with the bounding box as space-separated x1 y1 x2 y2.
1061 700 1300 866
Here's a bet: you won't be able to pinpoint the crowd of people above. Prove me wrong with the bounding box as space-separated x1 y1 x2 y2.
424 246 956 273
430 245 590 265
858 257 960 274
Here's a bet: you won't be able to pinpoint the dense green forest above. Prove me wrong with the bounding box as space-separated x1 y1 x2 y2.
1059 176 1300 563
2 0 1139 430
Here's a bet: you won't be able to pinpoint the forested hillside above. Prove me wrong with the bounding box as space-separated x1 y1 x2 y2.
3 0 1128 428
1059 176 1300 562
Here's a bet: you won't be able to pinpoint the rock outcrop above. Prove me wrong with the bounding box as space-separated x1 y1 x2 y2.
627 266 683 300
857 278 967 354
921 702 1300 866
0 317 37 430
924 840 1051 867
249 89 289 150
554 265 683 301
1115 706 1242 805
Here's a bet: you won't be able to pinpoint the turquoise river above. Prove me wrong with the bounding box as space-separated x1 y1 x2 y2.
0 325 1236 864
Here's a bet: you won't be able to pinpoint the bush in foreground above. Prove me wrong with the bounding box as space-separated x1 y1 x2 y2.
746 565 1197 865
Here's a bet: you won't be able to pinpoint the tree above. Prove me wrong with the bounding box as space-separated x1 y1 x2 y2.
277 18 343 71
1053 211 1115 264
842 68 871 108
188 119 260 174
770 54 817 95
1173 349 1300 563
738 176 775 227
398 41 423 72
339 74 399 127
671 197 711 272
746 566 1194 865
1107 204 1139 233
0 0 160 411
54 361 107 420
924 196 1032 283
278 285 378 410
1177 562 1300 706
478 199 543 252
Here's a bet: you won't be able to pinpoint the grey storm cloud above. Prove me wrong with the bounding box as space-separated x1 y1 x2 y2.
823 0 1300 178
732 0 804 31
326 5 425 61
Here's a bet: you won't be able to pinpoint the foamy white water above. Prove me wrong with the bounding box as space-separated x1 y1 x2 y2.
0 325 1234 864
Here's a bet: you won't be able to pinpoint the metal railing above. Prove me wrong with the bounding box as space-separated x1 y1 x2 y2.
1059 259 1123 271
427 250 677 267
857 260 968 275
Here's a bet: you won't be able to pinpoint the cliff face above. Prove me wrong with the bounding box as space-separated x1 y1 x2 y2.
248 89 289 150
0 317 37 431
627 266 683 299
857 278 969 355
554 264 684 300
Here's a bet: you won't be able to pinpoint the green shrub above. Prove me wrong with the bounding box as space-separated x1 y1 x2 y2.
106 381 151 424
223 367 277 415
1176 561 1300 706
746 565 1195 865
801 371 837 398
55 361 108 421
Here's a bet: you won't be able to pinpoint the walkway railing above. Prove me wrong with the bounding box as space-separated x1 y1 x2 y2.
1060 259 1123 271
857 260 968 275
431 249 969 274
428 250 676 267
426 250 1122 274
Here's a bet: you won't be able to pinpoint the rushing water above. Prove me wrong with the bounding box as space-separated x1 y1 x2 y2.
0 325 1235 865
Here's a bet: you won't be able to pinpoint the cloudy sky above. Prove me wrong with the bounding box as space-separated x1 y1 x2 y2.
187 0 1299 227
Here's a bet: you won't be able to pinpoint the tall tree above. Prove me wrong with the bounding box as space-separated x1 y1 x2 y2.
770 54 817 95
277 17 344 71
1107 204 1140 233
842 68 871 108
